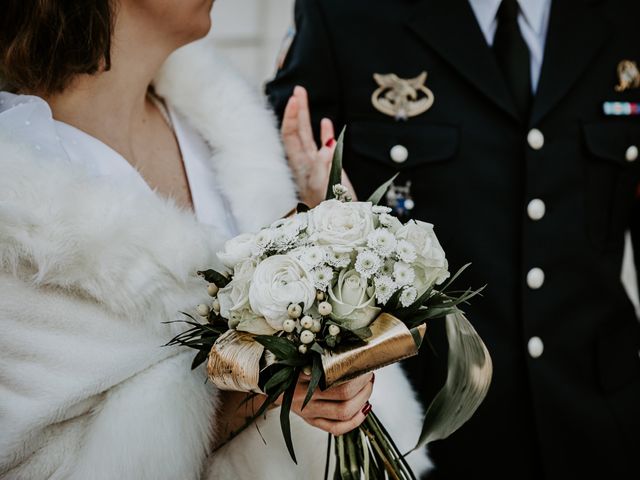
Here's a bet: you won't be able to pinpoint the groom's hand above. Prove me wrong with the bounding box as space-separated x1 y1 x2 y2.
278 371 375 436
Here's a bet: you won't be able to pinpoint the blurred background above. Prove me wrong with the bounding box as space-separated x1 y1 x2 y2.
211 0 295 89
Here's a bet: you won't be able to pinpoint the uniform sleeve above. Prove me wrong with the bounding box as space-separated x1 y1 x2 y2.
265 0 344 144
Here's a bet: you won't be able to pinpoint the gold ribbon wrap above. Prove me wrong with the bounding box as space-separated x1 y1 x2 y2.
206 313 425 393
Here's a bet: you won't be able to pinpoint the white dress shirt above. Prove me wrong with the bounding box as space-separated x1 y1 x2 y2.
468 0 552 91
0 91 238 238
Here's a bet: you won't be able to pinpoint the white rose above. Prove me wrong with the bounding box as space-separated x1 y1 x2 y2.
328 269 381 330
248 255 316 330
308 199 375 248
218 258 256 319
395 220 449 292
217 233 256 269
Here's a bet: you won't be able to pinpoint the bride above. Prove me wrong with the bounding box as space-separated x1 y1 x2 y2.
0 1 430 478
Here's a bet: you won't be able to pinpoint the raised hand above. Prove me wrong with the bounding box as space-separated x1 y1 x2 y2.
281 86 356 207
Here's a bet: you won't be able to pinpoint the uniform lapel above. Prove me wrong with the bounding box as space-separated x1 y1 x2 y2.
530 0 611 125
406 0 520 121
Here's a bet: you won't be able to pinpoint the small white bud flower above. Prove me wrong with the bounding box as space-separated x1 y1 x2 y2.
311 319 322 333
298 344 308 354
300 330 315 344
318 301 333 316
300 315 314 329
302 365 313 376
207 283 219 297
316 291 326 302
196 304 210 317
287 303 303 319
328 324 341 336
283 319 297 333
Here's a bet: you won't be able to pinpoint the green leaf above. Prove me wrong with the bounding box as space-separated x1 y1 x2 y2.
439 263 472 293
197 269 231 288
409 310 492 453
254 335 299 360
263 366 294 394
325 128 345 200
367 173 399 206
280 376 299 464
190 349 209 370
310 342 324 355
302 354 324 410
409 326 425 350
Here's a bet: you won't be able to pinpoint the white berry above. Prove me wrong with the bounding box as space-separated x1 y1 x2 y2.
211 299 220 313
283 319 296 333
328 324 340 336
300 330 315 344
287 303 303 319
316 291 325 302
311 319 322 333
300 315 314 329
207 283 219 297
302 365 312 376
196 304 210 317
298 344 308 354
318 301 333 316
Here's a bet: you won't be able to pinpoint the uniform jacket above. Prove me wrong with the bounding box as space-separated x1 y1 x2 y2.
267 0 640 478
0 38 431 479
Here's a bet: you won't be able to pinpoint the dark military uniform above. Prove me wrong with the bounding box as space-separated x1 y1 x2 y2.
267 0 640 478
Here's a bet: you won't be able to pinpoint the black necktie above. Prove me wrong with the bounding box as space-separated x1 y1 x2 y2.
493 0 532 118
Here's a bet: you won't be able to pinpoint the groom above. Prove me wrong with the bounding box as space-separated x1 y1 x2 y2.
267 0 640 478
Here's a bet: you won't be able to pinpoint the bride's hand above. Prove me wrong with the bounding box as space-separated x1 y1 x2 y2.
281 86 356 207
276 372 374 436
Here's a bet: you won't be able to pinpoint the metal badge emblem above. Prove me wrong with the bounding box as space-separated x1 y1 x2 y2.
371 71 434 121
386 180 415 218
615 60 640 92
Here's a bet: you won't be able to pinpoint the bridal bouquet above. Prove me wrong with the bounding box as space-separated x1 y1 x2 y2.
168 133 492 479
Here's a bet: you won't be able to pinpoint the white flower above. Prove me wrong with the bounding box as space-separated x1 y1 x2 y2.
395 220 449 290
270 216 306 252
355 250 383 279
380 258 395 277
378 213 403 233
248 255 316 331
254 228 274 255
325 248 352 269
300 246 326 269
396 240 417 263
328 269 381 330
367 228 397 257
393 262 415 286
307 199 375 248
312 265 334 291
217 233 256 269
218 258 257 319
400 286 418 308
374 275 398 305
372 205 392 214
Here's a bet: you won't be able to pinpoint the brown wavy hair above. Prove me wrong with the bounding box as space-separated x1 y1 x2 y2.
0 1 114 95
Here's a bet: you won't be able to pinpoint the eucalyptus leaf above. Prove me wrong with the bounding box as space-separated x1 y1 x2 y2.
325 128 345 200
280 377 298 464
263 366 294 393
255 335 299 360
197 269 231 288
367 173 399 206
409 310 492 452
302 354 324 409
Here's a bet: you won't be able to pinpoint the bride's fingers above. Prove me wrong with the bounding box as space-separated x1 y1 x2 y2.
281 95 300 137
305 405 370 436
298 380 373 421
293 86 318 153
313 372 374 401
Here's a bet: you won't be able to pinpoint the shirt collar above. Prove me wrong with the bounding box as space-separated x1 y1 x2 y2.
468 0 550 35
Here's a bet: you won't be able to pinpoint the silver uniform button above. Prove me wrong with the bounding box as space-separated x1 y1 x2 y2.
625 145 638 162
527 128 544 150
528 336 544 358
527 268 545 289
390 145 409 163
527 199 546 221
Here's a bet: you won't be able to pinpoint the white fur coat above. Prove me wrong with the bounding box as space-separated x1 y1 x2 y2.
0 39 431 479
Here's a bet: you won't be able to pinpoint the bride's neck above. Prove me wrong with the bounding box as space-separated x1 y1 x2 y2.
43 12 175 161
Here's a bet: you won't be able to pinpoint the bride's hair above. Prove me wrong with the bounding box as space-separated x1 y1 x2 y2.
0 1 114 95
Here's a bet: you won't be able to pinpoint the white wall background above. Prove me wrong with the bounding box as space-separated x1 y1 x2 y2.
210 0 295 89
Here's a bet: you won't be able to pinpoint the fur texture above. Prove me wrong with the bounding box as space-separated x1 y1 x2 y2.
0 38 431 479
